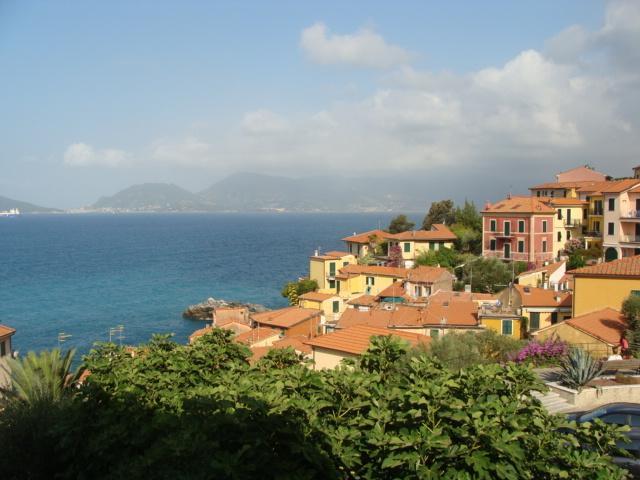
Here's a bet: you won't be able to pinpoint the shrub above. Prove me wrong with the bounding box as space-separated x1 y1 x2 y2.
515 338 568 366
281 278 319 305
559 348 603 391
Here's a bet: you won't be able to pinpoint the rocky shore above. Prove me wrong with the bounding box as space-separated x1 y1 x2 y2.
182 297 270 321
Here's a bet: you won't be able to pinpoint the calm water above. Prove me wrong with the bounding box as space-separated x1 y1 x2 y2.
0 213 404 355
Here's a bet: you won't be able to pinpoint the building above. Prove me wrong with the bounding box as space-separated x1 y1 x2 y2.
0 324 15 357
334 264 409 298
516 261 567 290
308 250 357 294
305 324 430 369
482 196 555 265
601 179 640 261
570 255 640 316
298 291 344 324
213 307 249 326
555 165 608 184
235 327 282 348
404 266 455 298
342 225 457 267
495 285 572 333
532 308 626 358
251 307 322 338
546 197 588 257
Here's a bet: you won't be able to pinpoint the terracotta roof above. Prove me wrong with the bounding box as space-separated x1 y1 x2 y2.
189 326 213 343
429 290 496 303
565 308 627 345
347 295 378 307
387 224 457 241
598 179 640 193
251 307 321 329
272 335 312 354
543 197 588 206
218 322 252 335
337 301 479 329
299 292 338 302
555 165 607 182
342 229 388 244
0 325 16 338
517 261 565 279
235 327 282 345
482 196 556 214
338 264 409 278
569 255 640 278
377 281 408 299
406 266 452 284
514 285 572 308
305 324 430 355
530 180 597 190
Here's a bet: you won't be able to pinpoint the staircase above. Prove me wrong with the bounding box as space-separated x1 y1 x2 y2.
532 390 572 414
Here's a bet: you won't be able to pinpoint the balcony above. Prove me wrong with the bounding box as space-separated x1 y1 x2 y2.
589 209 604 216
483 251 530 262
583 230 602 238
620 235 640 245
489 230 514 238
564 219 583 228
621 210 640 221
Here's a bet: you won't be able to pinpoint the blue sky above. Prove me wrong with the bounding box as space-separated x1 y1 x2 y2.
1 1 638 208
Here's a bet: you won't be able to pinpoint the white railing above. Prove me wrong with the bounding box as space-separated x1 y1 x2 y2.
620 235 640 244
621 210 640 219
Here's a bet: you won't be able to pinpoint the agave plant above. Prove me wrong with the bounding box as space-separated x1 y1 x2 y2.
559 348 603 391
0 348 80 406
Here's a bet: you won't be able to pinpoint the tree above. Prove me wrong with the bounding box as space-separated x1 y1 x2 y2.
454 200 482 231
414 247 460 269
387 214 415 234
0 348 80 406
459 257 526 293
450 224 482 254
422 199 456 230
281 278 319 305
0 333 628 478
623 294 640 356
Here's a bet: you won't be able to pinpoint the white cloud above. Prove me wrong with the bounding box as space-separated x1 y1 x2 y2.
64 143 131 167
300 22 412 69
150 136 213 166
241 109 290 135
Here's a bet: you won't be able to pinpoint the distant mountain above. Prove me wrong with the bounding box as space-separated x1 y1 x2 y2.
199 172 426 212
0 195 60 213
89 174 432 213
92 183 215 212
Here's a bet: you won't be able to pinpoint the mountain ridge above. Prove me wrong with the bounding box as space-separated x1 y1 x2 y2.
0 195 61 213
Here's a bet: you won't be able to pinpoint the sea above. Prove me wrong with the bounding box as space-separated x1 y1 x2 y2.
0 212 406 357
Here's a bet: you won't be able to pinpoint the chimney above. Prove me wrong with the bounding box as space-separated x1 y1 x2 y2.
555 295 561 303
314 249 319 256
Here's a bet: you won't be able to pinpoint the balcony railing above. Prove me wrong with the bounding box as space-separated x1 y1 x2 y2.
583 230 602 237
590 209 604 216
489 230 514 238
620 235 640 244
564 219 583 228
621 210 640 220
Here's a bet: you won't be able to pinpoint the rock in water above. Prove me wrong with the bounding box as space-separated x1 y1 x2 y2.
182 297 270 321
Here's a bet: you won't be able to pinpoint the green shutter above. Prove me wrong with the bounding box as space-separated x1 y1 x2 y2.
404 242 411 253
430 329 440 339
530 312 540 330
502 319 513 336
332 300 340 313
329 262 336 276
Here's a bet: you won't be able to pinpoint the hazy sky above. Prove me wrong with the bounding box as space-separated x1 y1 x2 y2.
1 1 639 208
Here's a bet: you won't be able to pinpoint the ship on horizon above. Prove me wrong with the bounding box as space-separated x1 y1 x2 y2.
0 208 21 217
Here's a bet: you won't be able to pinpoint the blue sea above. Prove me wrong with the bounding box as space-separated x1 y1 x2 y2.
0 213 405 356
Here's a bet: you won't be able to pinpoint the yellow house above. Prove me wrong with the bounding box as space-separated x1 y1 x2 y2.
309 250 356 293
341 230 388 259
495 285 572 333
298 291 344 324
516 261 567 290
571 255 640 316
478 309 524 339
532 307 626 358
335 264 408 299
546 198 588 257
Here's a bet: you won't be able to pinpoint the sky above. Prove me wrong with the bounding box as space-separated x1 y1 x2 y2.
1 0 639 208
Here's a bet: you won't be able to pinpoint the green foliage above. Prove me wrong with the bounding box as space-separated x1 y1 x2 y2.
0 333 628 479
281 278 319 305
454 200 482 231
559 348 604 391
623 294 640 356
422 199 456 230
414 247 461 269
0 348 80 407
459 257 525 293
428 330 525 370
450 223 482 254
387 214 415 234
567 251 587 270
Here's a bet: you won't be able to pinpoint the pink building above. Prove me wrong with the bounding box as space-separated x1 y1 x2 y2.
482 196 555 266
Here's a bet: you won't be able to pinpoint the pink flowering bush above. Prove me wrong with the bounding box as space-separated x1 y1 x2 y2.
515 338 568 366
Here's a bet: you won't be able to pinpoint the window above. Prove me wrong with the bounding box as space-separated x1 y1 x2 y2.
631 290 640 297
414 286 421 297
332 300 340 314
328 279 336 289
343 261 349 267
430 329 440 339
557 209 562 220
550 191 555 197
567 231 571 240
557 231 562 242
600 414 627 426
518 220 525 233
502 319 513 336
594 221 600 233
490 219 497 232
329 262 336 276
404 242 411 253
504 221 511 236
609 198 615 211
366 276 375 286
542 240 547 253
608 222 615 235
490 239 496 251
0 341 5 357
594 200 603 215
429 242 435 250
537 191 541 197
518 240 524 253
530 312 540 330
504 243 511 259
542 220 547 233
551 312 558 325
